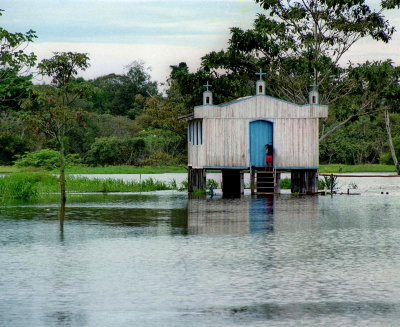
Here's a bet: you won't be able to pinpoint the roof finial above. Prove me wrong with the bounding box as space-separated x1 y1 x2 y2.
308 83 319 104
256 68 266 81
204 81 212 92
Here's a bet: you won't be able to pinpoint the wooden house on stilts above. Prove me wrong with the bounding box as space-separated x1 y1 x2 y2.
183 72 328 197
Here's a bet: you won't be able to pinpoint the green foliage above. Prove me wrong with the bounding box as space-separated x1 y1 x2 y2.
0 172 179 202
206 179 219 189
280 178 291 189
320 175 339 191
38 52 90 87
0 131 29 164
141 128 185 153
89 60 158 118
0 172 57 201
319 164 396 173
85 137 146 166
320 116 387 164
0 10 37 112
48 176 175 193
0 10 37 71
63 165 186 174
14 149 81 170
191 189 206 196
179 179 188 191
380 136 400 164
143 151 181 166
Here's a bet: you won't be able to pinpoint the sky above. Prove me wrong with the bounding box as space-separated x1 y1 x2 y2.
2 0 400 85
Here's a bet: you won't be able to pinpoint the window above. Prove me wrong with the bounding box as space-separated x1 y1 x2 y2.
188 120 203 145
259 85 263 93
199 120 203 144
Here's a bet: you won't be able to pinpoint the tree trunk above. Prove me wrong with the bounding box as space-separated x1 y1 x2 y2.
319 114 355 142
384 110 400 174
59 138 66 230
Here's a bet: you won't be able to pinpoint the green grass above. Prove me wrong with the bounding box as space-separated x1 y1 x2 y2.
319 164 396 173
0 166 41 173
64 176 178 193
2 163 397 175
1 165 187 174
63 165 187 174
0 172 186 203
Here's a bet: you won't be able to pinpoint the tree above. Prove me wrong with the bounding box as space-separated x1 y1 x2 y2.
89 60 158 118
27 52 91 228
321 60 400 170
174 0 399 141
254 0 399 83
0 9 37 111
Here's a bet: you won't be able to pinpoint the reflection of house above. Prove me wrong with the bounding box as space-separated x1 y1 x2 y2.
187 196 319 235
182 73 328 196
188 198 250 235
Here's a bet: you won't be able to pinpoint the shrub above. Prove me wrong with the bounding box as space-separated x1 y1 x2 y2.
143 151 178 166
280 178 291 189
207 179 218 189
85 137 146 166
14 149 81 170
0 132 29 165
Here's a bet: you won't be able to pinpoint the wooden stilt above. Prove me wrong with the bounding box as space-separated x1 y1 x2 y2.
188 167 206 193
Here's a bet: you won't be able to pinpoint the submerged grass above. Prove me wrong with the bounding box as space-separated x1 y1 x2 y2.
0 172 185 203
0 172 56 201
65 176 177 193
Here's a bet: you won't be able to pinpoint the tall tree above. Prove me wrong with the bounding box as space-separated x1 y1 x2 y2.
0 9 37 111
90 60 158 118
28 52 91 228
173 0 399 145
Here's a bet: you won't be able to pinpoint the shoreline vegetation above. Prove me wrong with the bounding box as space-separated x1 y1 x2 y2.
0 164 397 174
0 172 186 202
0 164 397 202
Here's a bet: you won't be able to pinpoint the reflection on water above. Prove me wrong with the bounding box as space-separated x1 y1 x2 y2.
188 195 319 235
2 192 400 327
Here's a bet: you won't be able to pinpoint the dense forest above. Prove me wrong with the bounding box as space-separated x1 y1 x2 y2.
1 0 400 171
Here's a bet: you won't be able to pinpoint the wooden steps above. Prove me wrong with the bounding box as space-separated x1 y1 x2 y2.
256 171 275 194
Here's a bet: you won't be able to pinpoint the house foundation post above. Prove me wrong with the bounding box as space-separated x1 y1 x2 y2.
188 167 206 193
222 169 243 198
291 169 317 194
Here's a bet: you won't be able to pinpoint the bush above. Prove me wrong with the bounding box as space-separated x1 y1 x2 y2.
207 179 218 189
0 132 29 165
280 178 291 189
143 151 178 166
138 128 185 156
85 137 146 166
14 149 82 170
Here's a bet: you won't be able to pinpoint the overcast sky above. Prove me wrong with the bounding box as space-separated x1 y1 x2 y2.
2 0 400 84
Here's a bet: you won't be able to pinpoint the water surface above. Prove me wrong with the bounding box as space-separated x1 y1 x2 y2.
1 192 400 327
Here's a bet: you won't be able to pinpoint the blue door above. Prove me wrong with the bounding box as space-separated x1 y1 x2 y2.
249 120 273 167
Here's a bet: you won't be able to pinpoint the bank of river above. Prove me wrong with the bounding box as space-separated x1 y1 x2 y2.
71 172 400 195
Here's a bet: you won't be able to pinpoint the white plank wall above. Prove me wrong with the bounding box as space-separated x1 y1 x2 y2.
189 94 328 169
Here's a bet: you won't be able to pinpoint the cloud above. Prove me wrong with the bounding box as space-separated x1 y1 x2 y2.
29 42 213 84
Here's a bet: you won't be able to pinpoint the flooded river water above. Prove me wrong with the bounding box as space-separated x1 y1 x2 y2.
1 175 400 326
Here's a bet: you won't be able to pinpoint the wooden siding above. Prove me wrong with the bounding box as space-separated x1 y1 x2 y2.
189 118 320 168
189 94 327 169
194 95 328 119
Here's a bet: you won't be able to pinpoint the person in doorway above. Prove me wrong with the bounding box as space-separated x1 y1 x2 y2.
265 143 273 171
